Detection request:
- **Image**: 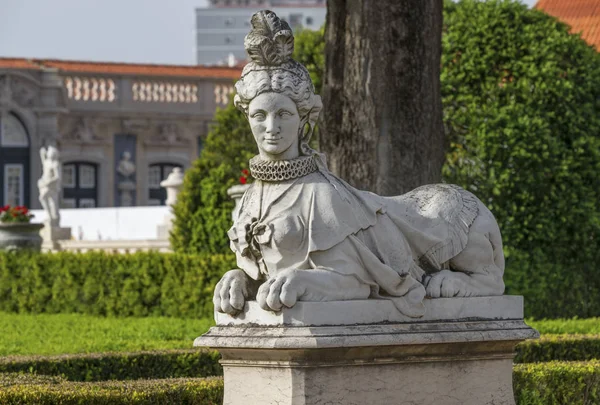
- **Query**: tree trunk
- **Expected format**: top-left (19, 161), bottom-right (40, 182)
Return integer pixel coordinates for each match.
top-left (321, 0), bottom-right (445, 195)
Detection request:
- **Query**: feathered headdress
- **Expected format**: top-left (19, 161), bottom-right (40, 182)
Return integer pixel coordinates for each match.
top-left (244, 10), bottom-right (294, 66)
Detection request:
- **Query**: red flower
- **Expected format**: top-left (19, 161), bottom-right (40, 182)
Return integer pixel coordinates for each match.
top-left (241, 169), bottom-right (250, 176)
top-left (240, 176), bottom-right (247, 185)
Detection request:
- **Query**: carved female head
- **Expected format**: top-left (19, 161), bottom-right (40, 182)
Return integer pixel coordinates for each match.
top-left (234, 11), bottom-right (322, 161)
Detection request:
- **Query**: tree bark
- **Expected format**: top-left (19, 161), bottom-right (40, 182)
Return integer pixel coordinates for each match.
top-left (321, 0), bottom-right (445, 195)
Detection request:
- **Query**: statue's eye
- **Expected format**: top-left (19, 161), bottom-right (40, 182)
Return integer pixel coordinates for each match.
top-left (251, 112), bottom-right (266, 121)
top-left (279, 110), bottom-right (293, 117)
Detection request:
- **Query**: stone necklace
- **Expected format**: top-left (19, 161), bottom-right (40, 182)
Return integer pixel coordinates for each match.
top-left (249, 154), bottom-right (318, 182)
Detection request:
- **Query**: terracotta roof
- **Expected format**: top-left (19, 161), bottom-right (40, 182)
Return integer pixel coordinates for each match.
top-left (0, 58), bottom-right (243, 79)
top-left (0, 58), bottom-right (42, 70)
top-left (536, 0), bottom-right (600, 50)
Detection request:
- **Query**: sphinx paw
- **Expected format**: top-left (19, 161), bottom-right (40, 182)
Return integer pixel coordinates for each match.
top-left (424, 270), bottom-right (471, 298)
top-left (256, 270), bottom-right (303, 311)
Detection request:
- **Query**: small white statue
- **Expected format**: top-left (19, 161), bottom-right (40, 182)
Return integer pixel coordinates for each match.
top-left (117, 151), bottom-right (136, 179)
top-left (38, 145), bottom-right (61, 227)
top-left (213, 11), bottom-right (506, 318)
top-left (160, 167), bottom-right (184, 207)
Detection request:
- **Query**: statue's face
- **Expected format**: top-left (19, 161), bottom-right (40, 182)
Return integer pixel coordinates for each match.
top-left (248, 92), bottom-right (300, 160)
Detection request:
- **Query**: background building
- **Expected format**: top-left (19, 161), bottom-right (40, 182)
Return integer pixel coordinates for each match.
top-left (0, 58), bottom-right (240, 209)
top-left (196, 0), bottom-right (326, 65)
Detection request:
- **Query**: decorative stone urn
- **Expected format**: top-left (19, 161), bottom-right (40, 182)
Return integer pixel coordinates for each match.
top-left (157, 167), bottom-right (185, 240)
top-left (0, 223), bottom-right (44, 251)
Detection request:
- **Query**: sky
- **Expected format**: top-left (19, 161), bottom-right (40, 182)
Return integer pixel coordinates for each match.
top-left (0, 0), bottom-right (538, 66)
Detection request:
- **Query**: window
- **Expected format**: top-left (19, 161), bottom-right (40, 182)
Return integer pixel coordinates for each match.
top-left (61, 198), bottom-right (76, 209)
top-left (0, 113), bottom-right (30, 207)
top-left (1, 114), bottom-right (28, 147)
top-left (289, 14), bottom-right (303, 27)
top-left (148, 163), bottom-right (182, 205)
top-left (79, 199), bottom-right (96, 208)
top-left (306, 16), bottom-right (314, 26)
top-left (148, 166), bottom-right (162, 189)
top-left (4, 164), bottom-right (23, 207)
top-left (79, 165), bottom-right (96, 188)
top-left (63, 165), bottom-right (76, 188)
top-left (62, 162), bottom-right (98, 208)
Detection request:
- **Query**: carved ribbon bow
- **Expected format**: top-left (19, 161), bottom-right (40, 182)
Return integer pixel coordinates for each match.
top-left (241, 217), bottom-right (271, 262)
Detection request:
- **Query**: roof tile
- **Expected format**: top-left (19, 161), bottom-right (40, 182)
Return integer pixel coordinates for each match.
top-left (536, 0), bottom-right (600, 50)
top-left (0, 58), bottom-right (243, 79)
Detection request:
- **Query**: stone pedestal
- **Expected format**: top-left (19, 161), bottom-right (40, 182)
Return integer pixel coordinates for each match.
top-left (195, 296), bottom-right (538, 405)
top-left (40, 222), bottom-right (71, 250)
top-left (156, 168), bottom-right (184, 240)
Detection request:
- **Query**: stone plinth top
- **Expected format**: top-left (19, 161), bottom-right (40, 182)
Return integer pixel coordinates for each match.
top-left (215, 295), bottom-right (524, 327)
top-left (196, 296), bottom-right (538, 351)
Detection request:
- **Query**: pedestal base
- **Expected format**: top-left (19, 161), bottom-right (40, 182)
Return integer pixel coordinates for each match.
top-left (40, 225), bottom-right (71, 250)
top-left (196, 296), bottom-right (538, 405)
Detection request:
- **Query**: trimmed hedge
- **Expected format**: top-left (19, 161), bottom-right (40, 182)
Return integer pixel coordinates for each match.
top-left (2, 361), bottom-right (600, 404)
top-left (0, 374), bottom-right (224, 405)
top-left (516, 335), bottom-right (600, 364)
top-left (3, 335), bottom-right (600, 383)
top-left (0, 349), bottom-right (221, 382)
top-left (514, 360), bottom-right (600, 404)
top-left (0, 251), bottom-right (235, 319)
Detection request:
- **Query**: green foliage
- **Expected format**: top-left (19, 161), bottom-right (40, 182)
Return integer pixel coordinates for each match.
top-left (514, 361), bottom-right (600, 404)
top-left (0, 350), bottom-right (221, 382)
top-left (516, 335), bottom-right (600, 363)
top-left (527, 318), bottom-right (600, 335)
top-left (441, 0), bottom-right (600, 319)
top-left (175, 2), bottom-right (600, 319)
top-left (0, 374), bottom-right (224, 405)
top-left (0, 251), bottom-right (234, 320)
top-left (293, 27), bottom-right (325, 93)
top-left (170, 100), bottom-right (256, 255)
top-left (171, 28), bottom-right (325, 255)
top-left (2, 361), bottom-right (600, 404)
top-left (0, 311), bottom-right (213, 356)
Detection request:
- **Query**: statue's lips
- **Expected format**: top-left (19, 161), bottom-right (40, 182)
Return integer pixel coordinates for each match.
top-left (265, 138), bottom-right (282, 144)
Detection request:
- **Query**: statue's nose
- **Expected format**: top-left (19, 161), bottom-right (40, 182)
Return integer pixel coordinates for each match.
top-left (265, 116), bottom-right (280, 135)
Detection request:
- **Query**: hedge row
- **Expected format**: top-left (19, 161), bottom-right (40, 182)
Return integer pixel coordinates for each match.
top-left (516, 334), bottom-right (600, 364)
top-left (1, 335), bottom-right (598, 383)
top-left (0, 251), bottom-right (235, 319)
top-left (0, 374), bottom-right (224, 405)
top-left (0, 349), bottom-right (222, 382)
top-left (514, 360), bottom-right (600, 405)
top-left (1, 360), bottom-right (599, 404)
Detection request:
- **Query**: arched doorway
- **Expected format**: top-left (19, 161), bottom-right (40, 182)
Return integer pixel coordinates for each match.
top-left (148, 163), bottom-right (182, 205)
top-left (0, 113), bottom-right (30, 207)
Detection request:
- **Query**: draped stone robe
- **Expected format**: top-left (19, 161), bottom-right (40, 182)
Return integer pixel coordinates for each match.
top-left (227, 168), bottom-right (478, 317)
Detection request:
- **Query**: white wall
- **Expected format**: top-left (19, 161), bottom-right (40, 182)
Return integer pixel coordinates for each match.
top-left (31, 206), bottom-right (170, 241)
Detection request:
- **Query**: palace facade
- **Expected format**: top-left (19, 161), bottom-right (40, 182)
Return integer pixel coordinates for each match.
top-left (0, 58), bottom-right (240, 209)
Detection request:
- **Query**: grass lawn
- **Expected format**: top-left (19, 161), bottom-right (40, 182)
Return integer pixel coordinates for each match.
top-left (1, 311), bottom-right (598, 357)
top-left (0, 312), bottom-right (214, 356)
top-left (526, 318), bottom-right (600, 335)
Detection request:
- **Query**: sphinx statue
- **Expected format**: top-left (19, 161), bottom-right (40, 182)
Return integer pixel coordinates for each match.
top-left (213, 10), bottom-right (505, 318)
